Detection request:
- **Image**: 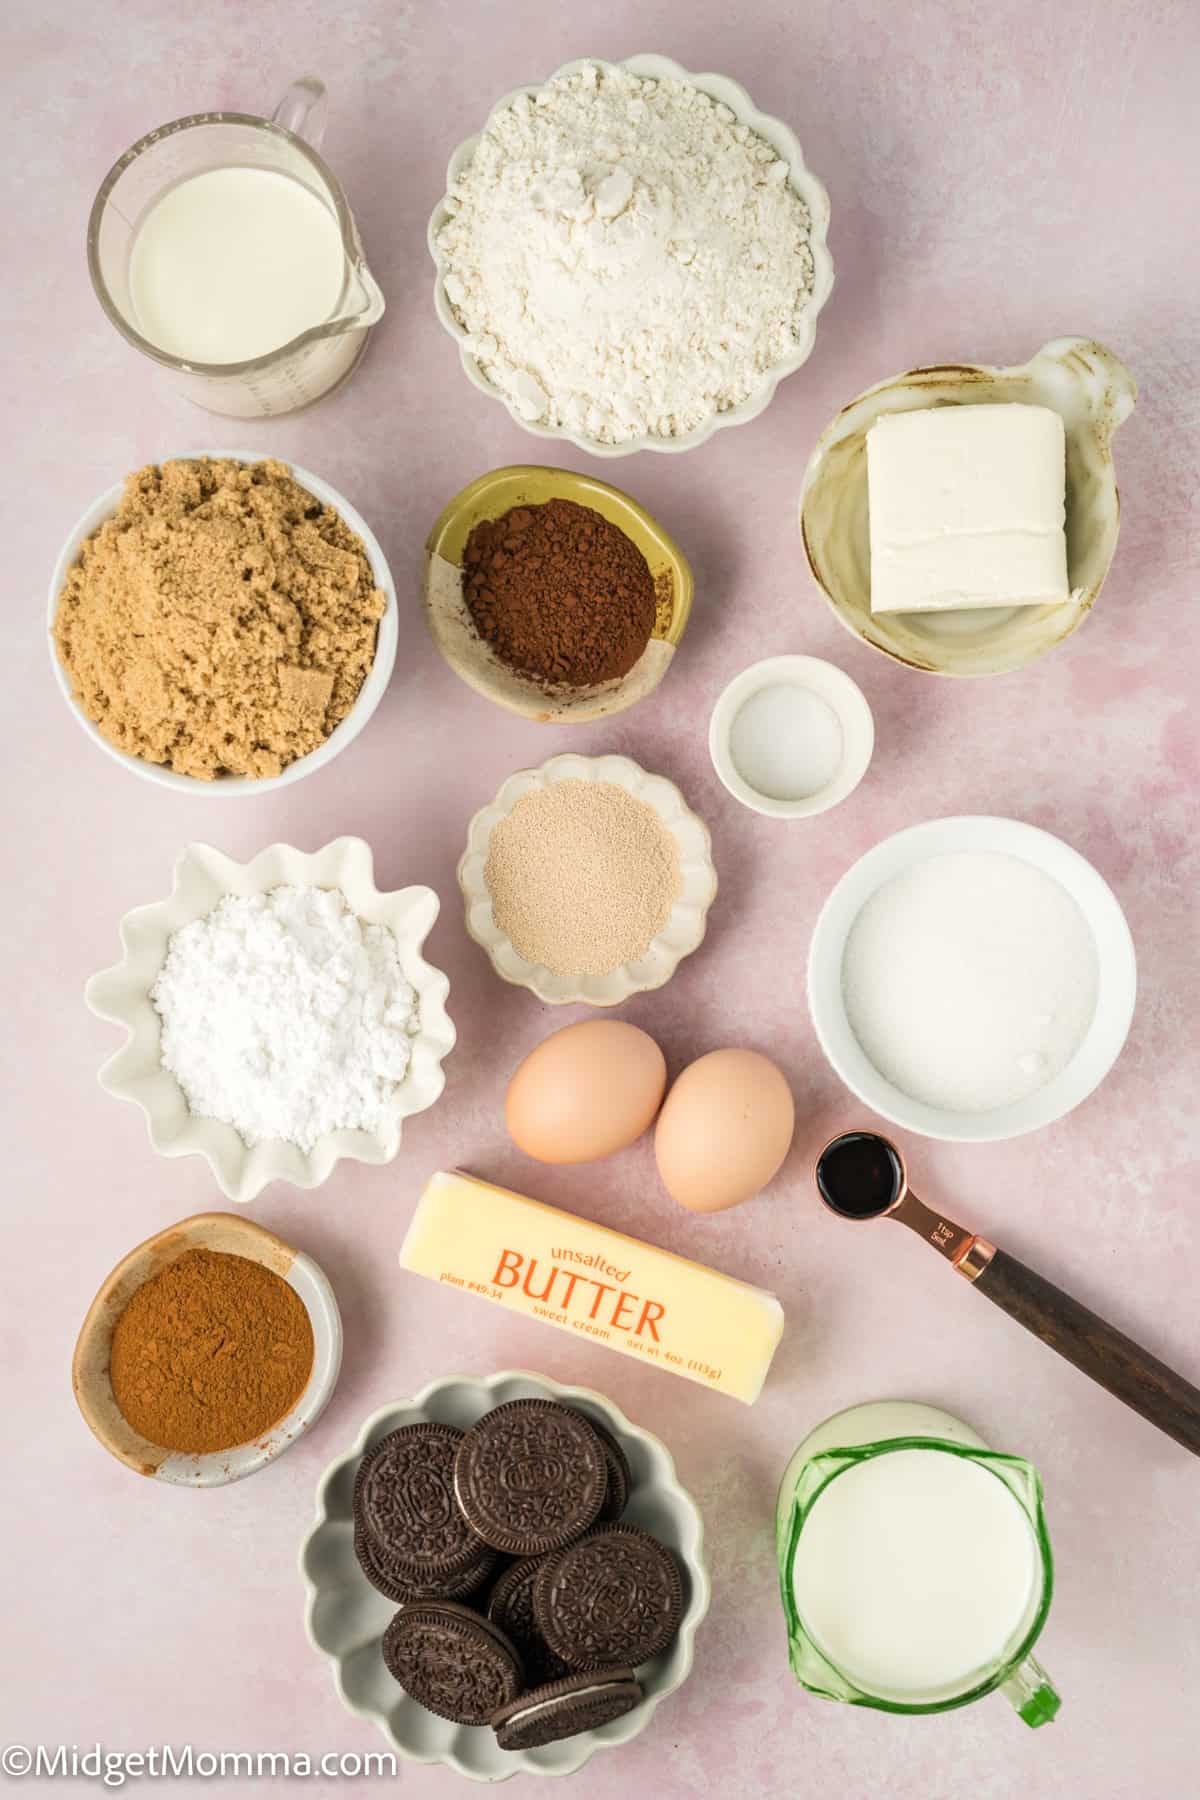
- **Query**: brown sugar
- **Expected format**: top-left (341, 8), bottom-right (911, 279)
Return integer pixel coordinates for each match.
top-left (109, 1248), bottom-right (315, 1455)
top-left (52, 457), bottom-right (386, 780)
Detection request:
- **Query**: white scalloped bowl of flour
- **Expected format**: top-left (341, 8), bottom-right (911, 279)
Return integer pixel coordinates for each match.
top-left (428, 55), bottom-right (834, 456)
top-left (84, 838), bottom-right (456, 1201)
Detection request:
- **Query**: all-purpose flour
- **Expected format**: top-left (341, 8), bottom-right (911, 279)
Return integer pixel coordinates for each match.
top-left (152, 886), bottom-right (419, 1151)
top-left (841, 852), bottom-right (1099, 1113)
top-left (437, 64), bottom-right (815, 444)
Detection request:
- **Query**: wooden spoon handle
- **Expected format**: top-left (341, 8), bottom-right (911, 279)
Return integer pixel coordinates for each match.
top-left (972, 1248), bottom-right (1200, 1456)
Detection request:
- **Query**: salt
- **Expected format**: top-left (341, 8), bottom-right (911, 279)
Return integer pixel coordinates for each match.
top-left (729, 683), bottom-right (844, 801)
top-left (841, 851), bottom-right (1099, 1112)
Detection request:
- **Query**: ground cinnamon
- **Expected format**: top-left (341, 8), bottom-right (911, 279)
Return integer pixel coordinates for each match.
top-left (109, 1248), bottom-right (315, 1455)
top-left (462, 498), bottom-right (656, 689)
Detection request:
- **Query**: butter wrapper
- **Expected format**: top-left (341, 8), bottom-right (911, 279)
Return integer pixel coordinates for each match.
top-left (399, 1171), bottom-right (785, 1404)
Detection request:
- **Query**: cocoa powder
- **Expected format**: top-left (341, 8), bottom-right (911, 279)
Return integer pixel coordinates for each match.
top-left (461, 498), bottom-right (656, 689)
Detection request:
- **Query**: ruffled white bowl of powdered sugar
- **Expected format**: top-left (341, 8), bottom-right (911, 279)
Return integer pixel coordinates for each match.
top-left (85, 839), bottom-right (456, 1202)
top-left (429, 56), bottom-right (834, 455)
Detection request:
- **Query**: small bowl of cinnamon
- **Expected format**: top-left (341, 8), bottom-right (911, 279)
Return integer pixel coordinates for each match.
top-left (423, 464), bottom-right (692, 724)
top-left (72, 1212), bottom-right (342, 1487)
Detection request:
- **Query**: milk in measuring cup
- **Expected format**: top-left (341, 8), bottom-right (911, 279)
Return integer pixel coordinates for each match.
top-left (777, 1400), bottom-right (1054, 1715)
top-left (790, 1440), bottom-right (1039, 1697)
top-left (129, 167), bottom-right (345, 364)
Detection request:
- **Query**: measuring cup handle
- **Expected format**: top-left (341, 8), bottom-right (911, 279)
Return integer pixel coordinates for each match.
top-left (974, 1249), bottom-right (1200, 1457)
top-left (999, 1653), bottom-right (1061, 1728)
top-left (272, 77), bottom-right (328, 150)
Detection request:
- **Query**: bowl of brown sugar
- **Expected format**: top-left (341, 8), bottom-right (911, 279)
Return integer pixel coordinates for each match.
top-left (459, 753), bottom-right (717, 1005)
top-left (73, 1212), bottom-right (342, 1486)
top-left (424, 465), bottom-right (692, 724)
top-left (49, 454), bottom-right (397, 792)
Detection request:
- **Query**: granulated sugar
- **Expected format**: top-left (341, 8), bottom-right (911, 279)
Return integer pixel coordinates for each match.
top-left (152, 885), bottom-right (419, 1151)
top-left (484, 780), bottom-right (681, 977)
top-left (841, 851), bottom-right (1099, 1112)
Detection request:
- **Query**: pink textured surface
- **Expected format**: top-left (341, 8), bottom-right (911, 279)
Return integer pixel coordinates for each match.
top-left (2, 1), bottom-right (1198, 1794)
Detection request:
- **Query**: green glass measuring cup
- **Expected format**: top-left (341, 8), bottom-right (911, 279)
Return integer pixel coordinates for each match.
top-left (775, 1401), bottom-right (1060, 1727)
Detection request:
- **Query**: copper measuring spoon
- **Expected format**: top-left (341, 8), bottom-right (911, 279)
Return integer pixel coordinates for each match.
top-left (815, 1130), bottom-right (1200, 1458)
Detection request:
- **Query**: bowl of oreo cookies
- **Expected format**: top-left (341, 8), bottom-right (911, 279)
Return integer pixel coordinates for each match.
top-left (301, 1370), bottom-right (710, 1780)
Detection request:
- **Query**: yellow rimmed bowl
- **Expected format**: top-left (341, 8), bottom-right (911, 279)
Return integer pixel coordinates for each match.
top-left (424, 464), bottom-right (693, 724)
top-left (799, 337), bottom-right (1136, 677)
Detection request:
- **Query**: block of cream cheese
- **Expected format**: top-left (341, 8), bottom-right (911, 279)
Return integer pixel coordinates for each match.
top-left (867, 402), bottom-right (1072, 613)
top-left (399, 1171), bottom-right (785, 1404)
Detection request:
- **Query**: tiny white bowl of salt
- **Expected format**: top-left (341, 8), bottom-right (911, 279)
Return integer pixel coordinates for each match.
top-left (709, 654), bottom-right (874, 819)
top-left (85, 838), bottom-right (456, 1202)
top-left (807, 816), bottom-right (1137, 1143)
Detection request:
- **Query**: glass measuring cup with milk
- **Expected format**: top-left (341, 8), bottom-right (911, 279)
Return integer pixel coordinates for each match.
top-left (776, 1401), bottom-right (1060, 1727)
top-left (88, 78), bottom-right (384, 418)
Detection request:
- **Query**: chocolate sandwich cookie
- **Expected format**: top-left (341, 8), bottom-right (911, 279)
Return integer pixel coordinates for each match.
top-left (381, 1601), bottom-right (523, 1726)
top-left (454, 1399), bottom-right (607, 1556)
top-left (354, 1515), bottom-right (497, 1607)
top-left (355, 1422), bottom-right (485, 1580)
top-left (486, 1556), bottom-right (571, 1686)
top-left (573, 1413), bottom-right (631, 1522)
top-left (491, 1668), bottom-right (643, 1752)
top-left (535, 1523), bottom-right (684, 1669)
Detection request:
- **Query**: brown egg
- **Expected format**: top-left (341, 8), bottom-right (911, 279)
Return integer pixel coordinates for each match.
top-left (505, 1020), bottom-right (667, 1165)
top-left (655, 1048), bottom-right (795, 1211)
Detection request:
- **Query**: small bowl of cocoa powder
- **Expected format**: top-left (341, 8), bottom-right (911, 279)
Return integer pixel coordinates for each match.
top-left (48, 454), bottom-right (398, 792)
top-left (423, 464), bottom-right (692, 724)
top-left (73, 1211), bottom-right (342, 1486)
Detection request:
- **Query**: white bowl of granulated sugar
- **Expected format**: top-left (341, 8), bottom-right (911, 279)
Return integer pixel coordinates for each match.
top-left (429, 55), bottom-right (834, 456)
top-left (807, 816), bottom-right (1137, 1143)
top-left (85, 838), bottom-right (456, 1201)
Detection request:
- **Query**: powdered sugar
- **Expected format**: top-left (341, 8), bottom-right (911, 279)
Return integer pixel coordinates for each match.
top-left (436, 64), bottom-right (815, 445)
top-left (151, 885), bottom-right (419, 1152)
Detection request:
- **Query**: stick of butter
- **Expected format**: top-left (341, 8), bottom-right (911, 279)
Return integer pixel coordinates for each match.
top-left (399, 1171), bottom-right (785, 1404)
top-left (867, 402), bottom-right (1072, 613)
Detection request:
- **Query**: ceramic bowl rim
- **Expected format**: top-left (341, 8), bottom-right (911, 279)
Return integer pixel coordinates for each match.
top-left (427, 53), bottom-right (834, 457)
top-left (708, 654), bottom-right (875, 819)
top-left (457, 752), bottom-right (718, 1005)
top-left (46, 449), bottom-right (399, 793)
top-left (423, 462), bottom-right (694, 724)
top-left (84, 837), bottom-right (456, 1200)
top-left (73, 1211), bottom-right (343, 1487)
top-left (797, 338), bottom-right (1135, 678)
top-left (299, 1368), bottom-right (711, 1781)
top-left (806, 814), bottom-right (1137, 1142)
